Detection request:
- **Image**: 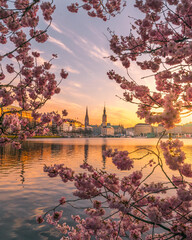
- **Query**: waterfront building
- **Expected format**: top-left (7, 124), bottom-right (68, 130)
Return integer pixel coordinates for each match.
top-left (90, 125), bottom-right (101, 136)
top-left (0, 105), bottom-right (35, 135)
top-left (112, 124), bottom-right (125, 136)
top-left (154, 124), bottom-right (183, 137)
top-left (53, 119), bottom-right (83, 135)
top-left (101, 125), bottom-right (114, 136)
top-left (0, 105), bottom-right (33, 122)
top-left (134, 123), bottom-right (152, 136)
top-left (168, 125), bottom-right (182, 135)
top-left (57, 122), bottom-right (71, 134)
top-left (126, 127), bottom-right (134, 137)
top-left (139, 124), bottom-right (184, 137)
top-left (153, 124), bottom-right (164, 136)
top-left (182, 123), bottom-right (192, 135)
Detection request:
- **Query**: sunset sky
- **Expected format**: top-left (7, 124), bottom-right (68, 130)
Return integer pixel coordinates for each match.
top-left (28, 1), bottom-right (191, 127)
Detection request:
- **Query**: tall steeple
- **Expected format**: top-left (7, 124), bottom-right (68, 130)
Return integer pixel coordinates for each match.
top-left (85, 106), bottom-right (89, 128)
top-left (102, 104), bottom-right (107, 127)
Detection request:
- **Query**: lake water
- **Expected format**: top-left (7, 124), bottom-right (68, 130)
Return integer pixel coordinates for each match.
top-left (1, 138), bottom-right (192, 240)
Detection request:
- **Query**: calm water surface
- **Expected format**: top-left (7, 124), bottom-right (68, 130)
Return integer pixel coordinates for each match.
top-left (1, 138), bottom-right (192, 240)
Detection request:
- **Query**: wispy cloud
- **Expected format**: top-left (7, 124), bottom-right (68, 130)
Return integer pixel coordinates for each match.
top-left (65, 66), bottom-right (80, 74)
top-left (69, 81), bottom-right (81, 88)
top-left (60, 26), bottom-right (89, 48)
top-left (51, 22), bottom-right (63, 34)
top-left (52, 98), bottom-right (82, 108)
top-left (66, 90), bottom-right (91, 99)
top-left (79, 36), bottom-right (87, 44)
top-left (61, 85), bottom-right (92, 100)
top-left (48, 36), bottom-right (74, 55)
top-left (73, 36), bottom-right (88, 47)
top-left (89, 45), bottom-right (109, 61)
top-left (55, 26), bottom-right (108, 62)
top-left (61, 26), bottom-right (79, 39)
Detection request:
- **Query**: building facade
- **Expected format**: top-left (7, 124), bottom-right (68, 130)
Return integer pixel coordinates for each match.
top-left (101, 126), bottom-right (114, 136)
top-left (134, 123), bottom-right (153, 136)
top-left (0, 105), bottom-right (33, 122)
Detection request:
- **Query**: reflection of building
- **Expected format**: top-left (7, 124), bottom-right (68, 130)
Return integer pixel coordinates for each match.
top-left (102, 144), bottom-right (106, 169)
top-left (0, 140), bottom-right (112, 188)
top-left (85, 107), bottom-right (89, 128)
top-left (84, 143), bottom-right (89, 163)
top-left (51, 144), bottom-right (63, 156)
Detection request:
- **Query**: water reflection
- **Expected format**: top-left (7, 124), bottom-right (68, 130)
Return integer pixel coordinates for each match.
top-left (84, 143), bottom-right (89, 163)
top-left (102, 144), bottom-right (106, 169)
top-left (18, 150), bottom-right (25, 184)
top-left (0, 139), bottom-right (120, 181)
top-left (0, 138), bottom-right (192, 240)
top-left (1, 138), bottom-right (192, 183)
top-left (83, 140), bottom-right (107, 169)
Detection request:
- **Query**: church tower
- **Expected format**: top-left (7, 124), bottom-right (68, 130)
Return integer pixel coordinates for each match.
top-left (85, 106), bottom-right (89, 128)
top-left (102, 105), bottom-right (107, 127)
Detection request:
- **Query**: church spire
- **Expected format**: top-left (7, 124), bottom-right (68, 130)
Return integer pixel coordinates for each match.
top-left (103, 103), bottom-right (106, 115)
top-left (85, 106), bottom-right (89, 128)
top-left (102, 104), bottom-right (107, 127)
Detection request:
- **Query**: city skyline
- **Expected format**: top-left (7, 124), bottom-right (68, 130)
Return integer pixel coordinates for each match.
top-left (82, 105), bottom-right (133, 127)
top-left (68, 105), bottom-right (192, 128)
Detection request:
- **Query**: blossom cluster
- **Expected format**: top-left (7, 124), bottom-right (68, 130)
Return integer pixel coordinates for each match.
top-left (67, 0), bottom-right (126, 21)
top-left (38, 142), bottom-right (192, 239)
top-left (104, 149), bottom-right (133, 170)
top-left (0, 0), bottom-right (56, 58)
